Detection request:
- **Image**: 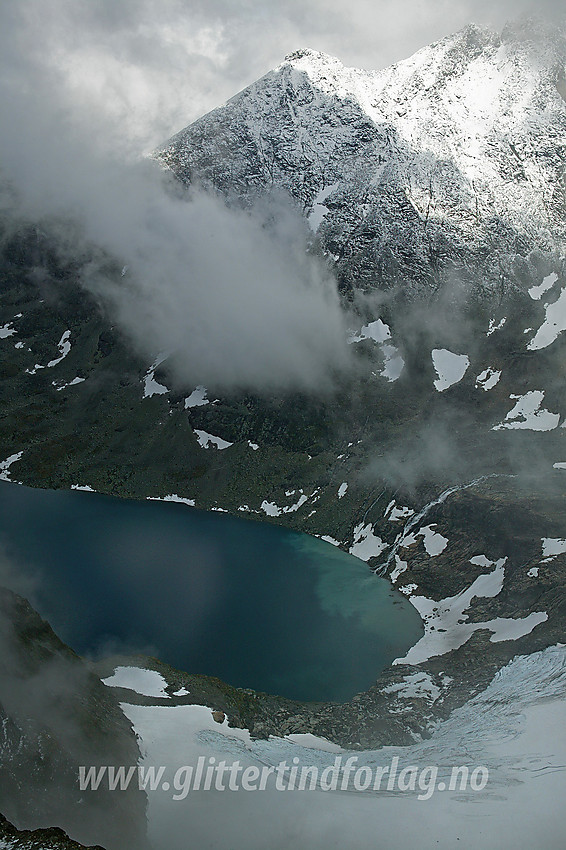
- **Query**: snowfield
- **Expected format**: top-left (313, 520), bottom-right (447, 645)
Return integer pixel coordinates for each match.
top-left (0, 452), bottom-right (23, 483)
top-left (493, 391), bottom-right (560, 431)
top-left (432, 349), bottom-right (470, 392)
top-left (116, 644), bottom-right (566, 850)
top-left (103, 666), bottom-right (170, 698)
top-left (349, 523), bottom-right (388, 561)
top-left (395, 556), bottom-right (547, 665)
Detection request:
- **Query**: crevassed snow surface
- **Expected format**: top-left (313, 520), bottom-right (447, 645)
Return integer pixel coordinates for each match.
top-left (102, 666), bottom-right (169, 698)
top-left (431, 349), bottom-right (469, 391)
top-left (492, 391), bottom-right (560, 431)
top-left (120, 645), bottom-right (566, 850)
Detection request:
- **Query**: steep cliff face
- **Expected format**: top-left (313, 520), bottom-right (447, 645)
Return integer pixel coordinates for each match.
top-left (155, 22), bottom-right (566, 295)
top-left (0, 588), bottom-right (148, 850)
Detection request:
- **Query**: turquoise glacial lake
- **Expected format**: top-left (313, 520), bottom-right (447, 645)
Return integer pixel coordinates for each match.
top-left (0, 481), bottom-right (423, 702)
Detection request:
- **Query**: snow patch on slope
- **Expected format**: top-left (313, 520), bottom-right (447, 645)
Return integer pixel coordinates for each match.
top-left (541, 537), bottom-right (566, 562)
top-left (308, 182), bottom-right (339, 231)
top-left (46, 330), bottom-right (71, 368)
top-left (185, 386), bottom-right (209, 408)
top-left (417, 525), bottom-right (448, 556)
top-left (493, 391), bottom-right (560, 431)
top-left (148, 494), bottom-right (196, 507)
top-left (103, 666), bottom-right (170, 698)
top-left (194, 430), bottom-right (233, 450)
top-left (528, 272), bottom-right (558, 301)
top-left (261, 489), bottom-right (318, 516)
top-left (475, 368), bottom-right (501, 391)
top-left (0, 322), bottom-right (16, 339)
top-left (432, 349), bottom-right (469, 391)
top-left (349, 523), bottom-right (388, 561)
top-left (0, 453), bottom-right (23, 483)
top-left (528, 283), bottom-right (566, 350)
top-left (383, 671), bottom-right (442, 702)
top-left (349, 320), bottom-right (405, 381)
top-left (396, 556), bottom-right (547, 665)
top-left (143, 358), bottom-right (169, 398)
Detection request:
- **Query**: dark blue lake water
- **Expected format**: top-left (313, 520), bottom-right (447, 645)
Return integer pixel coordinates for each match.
top-left (0, 481), bottom-right (422, 702)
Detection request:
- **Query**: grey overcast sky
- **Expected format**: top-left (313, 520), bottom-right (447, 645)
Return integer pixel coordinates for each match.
top-left (2, 0), bottom-right (564, 153)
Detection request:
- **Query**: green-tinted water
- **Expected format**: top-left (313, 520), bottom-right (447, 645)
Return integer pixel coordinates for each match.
top-left (0, 481), bottom-right (423, 702)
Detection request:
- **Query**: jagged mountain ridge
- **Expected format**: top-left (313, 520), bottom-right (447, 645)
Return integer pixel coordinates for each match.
top-left (156, 21), bottom-right (566, 295)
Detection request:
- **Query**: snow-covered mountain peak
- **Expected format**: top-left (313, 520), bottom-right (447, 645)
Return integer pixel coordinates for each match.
top-left (275, 47), bottom-right (380, 109)
top-left (282, 48), bottom-right (345, 70)
top-left (156, 22), bottom-right (566, 295)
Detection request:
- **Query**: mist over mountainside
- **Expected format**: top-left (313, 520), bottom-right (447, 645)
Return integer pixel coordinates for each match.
top-left (1, 16), bottom-right (566, 848)
top-left (0, 811), bottom-right (107, 849)
top-left (0, 587), bottom-right (148, 850)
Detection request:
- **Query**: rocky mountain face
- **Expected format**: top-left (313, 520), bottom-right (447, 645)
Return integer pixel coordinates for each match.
top-left (0, 15), bottom-right (565, 781)
top-left (0, 812), bottom-right (106, 850)
top-left (0, 588), bottom-right (148, 850)
top-left (155, 20), bottom-right (566, 297)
